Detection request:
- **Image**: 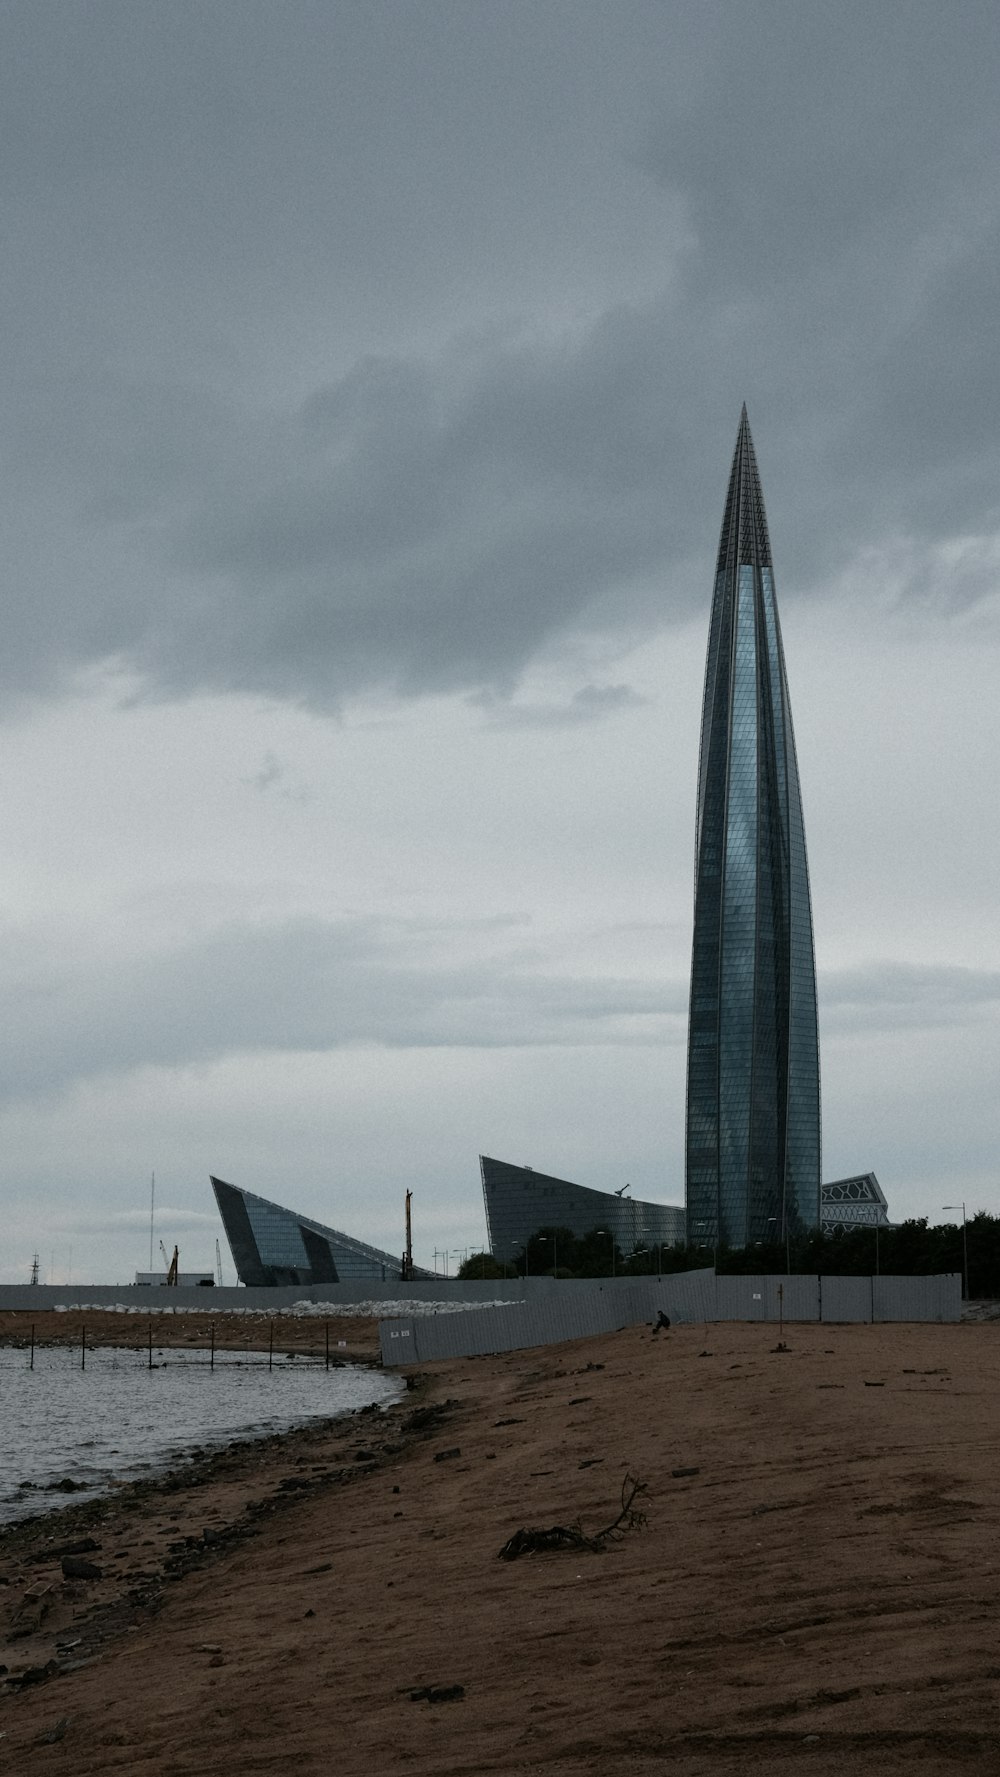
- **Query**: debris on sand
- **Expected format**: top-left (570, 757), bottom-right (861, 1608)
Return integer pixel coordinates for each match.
top-left (498, 1473), bottom-right (647, 1561)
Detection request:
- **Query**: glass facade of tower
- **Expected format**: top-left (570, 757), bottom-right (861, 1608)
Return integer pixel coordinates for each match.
top-left (685, 410), bottom-right (821, 1249)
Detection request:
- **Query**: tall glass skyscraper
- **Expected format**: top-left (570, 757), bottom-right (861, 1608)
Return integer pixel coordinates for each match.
top-left (685, 408), bottom-right (821, 1250)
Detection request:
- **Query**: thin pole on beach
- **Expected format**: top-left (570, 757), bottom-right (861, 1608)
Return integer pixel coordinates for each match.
top-left (210, 1323), bottom-right (215, 1371)
top-left (325, 1323), bottom-right (330, 1371)
top-left (29, 1324), bottom-right (35, 1370)
top-left (148, 1320), bottom-right (153, 1370)
top-left (268, 1320), bottom-right (274, 1372)
top-left (81, 1324), bottom-right (86, 1371)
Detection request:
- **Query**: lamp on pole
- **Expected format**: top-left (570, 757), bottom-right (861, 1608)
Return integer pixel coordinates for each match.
top-left (691, 1219), bottom-right (717, 1270)
top-left (605, 1230), bottom-right (616, 1278)
top-left (537, 1234), bottom-right (557, 1277)
top-left (942, 1204), bottom-right (968, 1300)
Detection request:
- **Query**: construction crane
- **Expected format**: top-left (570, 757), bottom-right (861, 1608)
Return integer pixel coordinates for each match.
top-left (158, 1239), bottom-right (180, 1286)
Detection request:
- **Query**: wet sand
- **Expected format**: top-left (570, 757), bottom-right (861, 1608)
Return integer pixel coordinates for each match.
top-left (2, 1314), bottom-right (999, 1774)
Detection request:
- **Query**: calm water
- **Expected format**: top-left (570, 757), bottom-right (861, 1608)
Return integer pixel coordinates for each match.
top-left (0, 1344), bottom-right (403, 1525)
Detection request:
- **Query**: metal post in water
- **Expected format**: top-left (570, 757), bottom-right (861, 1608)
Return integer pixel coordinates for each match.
top-left (81, 1324), bottom-right (86, 1371)
top-left (325, 1322), bottom-right (330, 1370)
top-left (30, 1324), bottom-right (35, 1370)
top-left (210, 1323), bottom-right (215, 1371)
top-left (148, 1320), bottom-right (153, 1370)
top-left (268, 1320), bottom-right (273, 1372)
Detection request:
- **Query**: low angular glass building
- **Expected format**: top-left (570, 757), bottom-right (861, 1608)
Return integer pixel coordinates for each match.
top-left (211, 1176), bottom-right (432, 1285)
top-left (480, 1155), bottom-right (685, 1268)
top-left (686, 408), bottom-right (821, 1250)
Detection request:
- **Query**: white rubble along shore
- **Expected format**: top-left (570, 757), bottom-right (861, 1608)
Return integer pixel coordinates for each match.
top-left (51, 1298), bottom-right (517, 1318)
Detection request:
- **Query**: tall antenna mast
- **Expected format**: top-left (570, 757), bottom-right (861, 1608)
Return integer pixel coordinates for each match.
top-left (149, 1171), bottom-right (155, 1272)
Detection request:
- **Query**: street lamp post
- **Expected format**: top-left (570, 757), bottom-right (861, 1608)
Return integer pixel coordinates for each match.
top-left (537, 1234), bottom-right (557, 1277)
top-left (606, 1230), bottom-right (616, 1278)
top-left (942, 1204), bottom-right (969, 1300)
top-left (692, 1219), bottom-right (718, 1270)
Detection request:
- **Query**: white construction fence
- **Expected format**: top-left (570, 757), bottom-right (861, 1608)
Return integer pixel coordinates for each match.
top-left (378, 1270), bottom-right (962, 1365)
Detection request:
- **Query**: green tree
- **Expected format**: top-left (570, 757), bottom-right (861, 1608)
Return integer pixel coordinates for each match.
top-left (455, 1251), bottom-right (507, 1280)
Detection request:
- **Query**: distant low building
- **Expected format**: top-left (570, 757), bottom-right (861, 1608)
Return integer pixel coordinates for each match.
top-left (820, 1173), bottom-right (890, 1228)
top-left (211, 1176), bottom-right (433, 1286)
top-left (480, 1154), bottom-right (685, 1268)
top-left (477, 1155), bottom-right (888, 1262)
top-left (135, 1271), bottom-right (215, 1287)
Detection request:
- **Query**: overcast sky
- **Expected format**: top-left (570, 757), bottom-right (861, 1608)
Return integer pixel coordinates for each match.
top-left (1, 1), bottom-right (997, 1283)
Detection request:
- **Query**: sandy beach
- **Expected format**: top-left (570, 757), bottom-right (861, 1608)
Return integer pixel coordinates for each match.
top-left (2, 1310), bottom-right (999, 1774)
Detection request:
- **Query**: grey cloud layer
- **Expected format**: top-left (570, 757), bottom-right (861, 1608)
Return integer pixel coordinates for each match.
top-left (4, 912), bottom-right (996, 1104)
top-left (822, 963), bottom-right (1000, 1033)
top-left (1, 3), bottom-right (998, 711)
top-left (0, 916), bottom-right (686, 1103)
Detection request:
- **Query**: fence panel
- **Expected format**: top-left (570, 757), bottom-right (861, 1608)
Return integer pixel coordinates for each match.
top-left (377, 1275), bottom-right (717, 1364)
top-left (775, 1275), bottom-right (820, 1321)
top-left (873, 1274), bottom-right (961, 1323)
top-left (821, 1275), bottom-right (873, 1323)
top-left (714, 1276), bottom-right (766, 1321)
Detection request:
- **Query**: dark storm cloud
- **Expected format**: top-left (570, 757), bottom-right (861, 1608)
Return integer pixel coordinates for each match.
top-left (0, 915), bottom-right (686, 1102)
top-left (5, 319), bottom-right (699, 707)
top-left (1, 3), bottom-right (997, 711)
top-left (638, 2), bottom-right (1000, 569)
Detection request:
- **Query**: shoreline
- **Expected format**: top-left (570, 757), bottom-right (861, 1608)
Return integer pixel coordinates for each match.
top-left (1, 1357), bottom-right (429, 1689)
top-left (0, 1306), bottom-right (382, 1362)
top-left (3, 1317), bottom-right (1000, 1774)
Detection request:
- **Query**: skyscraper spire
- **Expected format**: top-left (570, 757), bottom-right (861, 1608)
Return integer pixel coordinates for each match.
top-left (716, 404), bottom-right (771, 574)
top-left (686, 411), bottom-right (820, 1251)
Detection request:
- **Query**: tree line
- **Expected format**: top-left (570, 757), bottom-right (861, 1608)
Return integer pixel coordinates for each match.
top-left (457, 1212), bottom-right (999, 1297)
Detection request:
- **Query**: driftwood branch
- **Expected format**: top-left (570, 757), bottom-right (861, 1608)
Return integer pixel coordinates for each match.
top-left (498, 1472), bottom-right (648, 1561)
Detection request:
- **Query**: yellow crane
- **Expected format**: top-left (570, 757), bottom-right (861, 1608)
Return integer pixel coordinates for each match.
top-left (158, 1239), bottom-right (180, 1286)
